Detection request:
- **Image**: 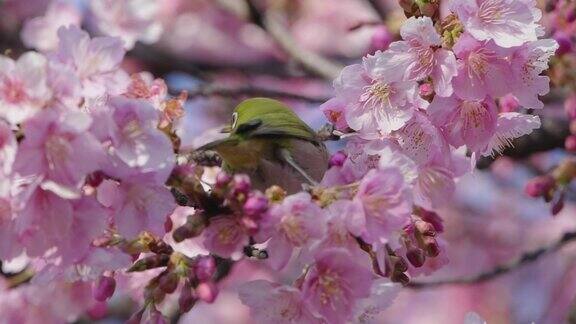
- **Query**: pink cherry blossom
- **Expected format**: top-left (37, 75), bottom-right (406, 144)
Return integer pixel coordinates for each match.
top-left (203, 216), bottom-right (248, 258)
top-left (334, 53), bottom-right (426, 138)
top-left (319, 97), bottom-right (349, 131)
top-left (89, 0), bottom-right (163, 50)
top-left (0, 121), bottom-right (16, 175)
top-left (302, 249), bottom-right (372, 324)
top-left (393, 112), bottom-right (448, 166)
top-left (354, 168), bottom-right (413, 245)
top-left (0, 52), bottom-right (51, 125)
top-left (482, 112), bottom-right (540, 156)
top-left (98, 96), bottom-right (175, 183)
top-left (313, 200), bottom-right (366, 255)
top-left (509, 39), bottom-right (559, 109)
top-left (258, 192), bottom-right (326, 270)
top-left (239, 280), bottom-right (322, 324)
top-left (428, 94), bottom-right (498, 153)
top-left (52, 26), bottom-right (129, 98)
top-left (14, 109), bottom-right (105, 199)
top-left (373, 16), bottom-right (458, 96)
top-left (452, 33), bottom-right (512, 100)
top-left (451, 0), bottom-right (543, 48)
top-left (21, 0), bottom-right (82, 52)
top-left (97, 178), bottom-right (175, 238)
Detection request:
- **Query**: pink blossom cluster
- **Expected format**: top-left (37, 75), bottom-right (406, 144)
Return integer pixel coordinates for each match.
top-left (21, 0), bottom-right (163, 52)
top-left (0, 23), bottom-right (184, 321)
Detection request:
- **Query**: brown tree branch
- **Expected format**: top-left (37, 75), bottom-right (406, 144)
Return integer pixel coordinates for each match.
top-left (170, 84), bottom-right (329, 103)
top-left (408, 230), bottom-right (576, 289)
top-left (242, 0), bottom-right (344, 81)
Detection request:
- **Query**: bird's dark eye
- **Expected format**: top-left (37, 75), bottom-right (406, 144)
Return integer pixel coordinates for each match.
top-left (231, 112), bottom-right (238, 129)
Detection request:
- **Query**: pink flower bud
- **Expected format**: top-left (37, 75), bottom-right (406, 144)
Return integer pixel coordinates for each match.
top-left (499, 94), bottom-right (520, 112)
top-left (552, 193), bottom-right (565, 216)
top-left (196, 281), bottom-right (219, 303)
top-left (164, 216), bottom-right (173, 233)
top-left (148, 309), bottom-right (168, 324)
top-left (571, 120), bottom-right (576, 134)
top-left (195, 256), bottom-right (216, 282)
top-left (231, 174), bottom-right (251, 195)
top-left (423, 236), bottom-right (440, 257)
top-left (87, 302), bottom-right (108, 320)
top-left (215, 171), bottom-right (232, 188)
top-left (179, 284), bottom-right (197, 313)
top-left (414, 220), bottom-right (436, 237)
top-left (369, 26), bottom-right (392, 53)
top-left (418, 83), bottom-right (434, 97)
top-left (406, 248), bottom-right (426, 268)
top-left (565, 94), bottom-right (576, 120)
top-left (419, 210), bottom-right (444, 233)
top-left (524, 175), bottom-right (556, 198)
top-left (126, 308), bottom-right (145, 324)
top-left (328, 151), bottom-right (347, 168)
top-left (243, 193), bottom-right (268, 217)
top-left (565, 135), bottom-right (576, 153)
top-left (93, 275), bottom-right (116, 302)
top-left (554, 32), bottom-right (572, 56)
top-left (158, 272), bottom-right (179, 294)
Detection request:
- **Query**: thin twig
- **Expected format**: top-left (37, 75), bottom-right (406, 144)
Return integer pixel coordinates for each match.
top-left (243, 0), bottom-right (343, 80)
top-left (408, 230), bottom-right (576, 289)
top-left (171, 85), bottom-right (329, 103)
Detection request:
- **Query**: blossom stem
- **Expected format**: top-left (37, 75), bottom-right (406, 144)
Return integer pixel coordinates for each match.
top-left (408, 230), bottom-right (576, 289)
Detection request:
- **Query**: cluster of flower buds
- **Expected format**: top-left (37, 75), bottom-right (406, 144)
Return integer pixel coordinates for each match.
top-left (398, 0), bottom-right (440, 19)
top-left (525, 158), bottom-right (576, 215)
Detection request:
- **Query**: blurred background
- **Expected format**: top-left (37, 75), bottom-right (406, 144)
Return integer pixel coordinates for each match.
top-left (0, 0), bottom-right (575, 323)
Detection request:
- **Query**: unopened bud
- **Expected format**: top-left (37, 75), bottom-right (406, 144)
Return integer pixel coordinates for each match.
top-left (369, 26), bottom-right (392, 53)
top-left (552, 193), bottom-right (565, 216)
top-left (126, 308), bottom-right (145, 324)
top-left (328, 151), bottom-right (347, 168)
top-left (391, 271), bottom-right (410, 285)
top-left (243, 193), bottom-right (269, 217)
top-left (414, 220), bottom-right (436, 237)
top-left (215, 171), bottom-right (232, 188)
top-left (173, 214), bottom-right (206, 243)
top-left (422, 236), bottom-right (440, 257)
top-left (406, 248), bottom-right (426, 268)
top-left (195, 256), bottom-right (216, 282)
top-left (179, 282), bottom-right (197, 313)
top-left (419, 210), bottom-right (444, 233)
top-left (571, 120), bottom-right (576, 134)
top-left (415, 0), bottom-right (439, 18)
top-left (552, 159), bottom-right (576, 185)
top-left (566, 95), bottom-right (576, 120)
top-left (524, 175), bottom-right (556, 198)
top-left (93, 275), bottom-right (116, 302)
top-left (499, 94), bottom-right (520, 113)
top-left (127, 255), bottom-right (170, 272)
top-left (158, 272), bottom-right (179, 294)
top-left (391, 255), bottom-right (408, 273)
top-left (148, 308), bottom-right (168, 324)
top-left (566, 135), bottom-right (576, 153)
top-left (232, 175), bottom-right (251, 196)
top-left (196, 281), bottom-right (218, 303)
top-left (554, 32), bottom-right (573, 56)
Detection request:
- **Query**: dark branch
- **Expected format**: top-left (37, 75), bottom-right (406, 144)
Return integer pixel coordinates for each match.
top-left (170, 84), bottom-right (329, 104)
top-left (408, 230), bottom-right (576, 289)
top-left (243, 0), bottom-right (344, 80)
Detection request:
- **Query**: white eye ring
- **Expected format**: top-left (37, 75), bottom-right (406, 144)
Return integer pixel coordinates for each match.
top-left (231, 112), bottom-right (238, 129)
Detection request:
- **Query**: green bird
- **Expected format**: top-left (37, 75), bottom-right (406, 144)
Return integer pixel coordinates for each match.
top-left (196, 98), bottom-right (329, 193)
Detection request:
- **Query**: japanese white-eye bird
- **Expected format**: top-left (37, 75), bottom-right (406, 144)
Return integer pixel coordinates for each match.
top-left (197, 98), bottom-right (329, 193)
